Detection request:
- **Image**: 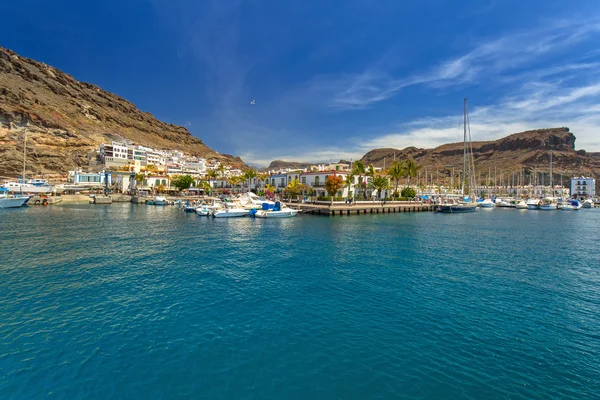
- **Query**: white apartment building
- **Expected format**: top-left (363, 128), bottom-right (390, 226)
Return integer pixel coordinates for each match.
top-left (570, 177), bottom-right (596, 199)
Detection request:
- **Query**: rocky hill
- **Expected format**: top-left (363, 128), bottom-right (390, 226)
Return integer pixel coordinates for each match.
top-left (263, 160), bottom-right (314, 172)
top-left (360, 127), bottom-right (600, 187)
top-left (0, 46), bottom-right (246, 179)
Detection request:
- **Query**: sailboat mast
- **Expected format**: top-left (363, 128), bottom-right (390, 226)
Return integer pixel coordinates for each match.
top-left (550, 150), bottom-right (553, 196)
top-left (462, 98), bottom-right (467, 196)
top-left (22, 130), bottom-right (27, 183)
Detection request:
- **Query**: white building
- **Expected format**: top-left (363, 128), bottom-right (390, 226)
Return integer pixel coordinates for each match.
top-left (570, 177), bottom-right (596, 199)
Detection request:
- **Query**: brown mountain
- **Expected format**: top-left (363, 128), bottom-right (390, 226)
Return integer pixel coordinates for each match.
top-left (360, 127), bottom-right (600, 189)
top-left (0, 46), bottom-right (247, 179)
top-left (264, 160), bottom-right (314, 171)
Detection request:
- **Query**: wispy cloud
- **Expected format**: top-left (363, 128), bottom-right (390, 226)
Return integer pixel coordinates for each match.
top-left (305, 19), bottom-right (600, 110)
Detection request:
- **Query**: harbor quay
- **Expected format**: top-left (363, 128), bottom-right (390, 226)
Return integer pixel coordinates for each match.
top-left (22, 193), bottom-right (434, 214)
top-left (297, 201), bottom-right (434, 215)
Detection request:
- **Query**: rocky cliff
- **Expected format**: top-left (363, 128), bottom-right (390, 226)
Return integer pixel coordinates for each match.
top-left (360, 128), bottom-right (600, 186)
top-left (0, 46), bottom-right (246, 179)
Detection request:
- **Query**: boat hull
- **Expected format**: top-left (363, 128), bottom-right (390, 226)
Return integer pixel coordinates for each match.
top-left (255, 209), bottom-right (298, 218)
top-left (5, 184), bottom-right (53, 194)
top-left (213, 209), bottom-right (249, 218)
top-left (0, 196), bottom-right (29, 208)
top-left (437, 204), bottom-right (478, 213)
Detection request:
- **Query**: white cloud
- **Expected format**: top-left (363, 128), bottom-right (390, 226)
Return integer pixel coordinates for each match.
top-left (305, 19), bottom-right (600, 110)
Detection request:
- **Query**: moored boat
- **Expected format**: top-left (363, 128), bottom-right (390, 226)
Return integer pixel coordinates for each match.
top-left (0, 188), bottom-right (30, 208)
top-left (254, 202), bottom-right (298, 218)
top-left (479, 198), bottom-right (494, 208)
top-left (526, 198), bottom-right (540, 210)
top-left (516, 200), bottom-right (528, 209)
top-left (539, 197), bottom-right (558, 210)
top-left (151, 195), bottom-right (167, 205)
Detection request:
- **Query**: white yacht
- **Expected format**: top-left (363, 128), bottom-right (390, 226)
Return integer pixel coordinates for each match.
top-left (582, 199), bottom-right (594, 209)
top-left (3, 179), bottom-right (54, 194)
top-left (0, 188), bottom-right (29, 208)
top-left (238, 192), bottom-right (275, 209)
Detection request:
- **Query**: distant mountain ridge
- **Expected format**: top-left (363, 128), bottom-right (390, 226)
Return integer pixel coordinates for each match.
top-left (265, 128), bottom-right (599, 189)
top-left (359, 128), bottom-right (599, 187)
top-left (0, 46), bottom-right (247, 177)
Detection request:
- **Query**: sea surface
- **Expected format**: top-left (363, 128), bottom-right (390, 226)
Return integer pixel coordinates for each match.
top-left (1, 204), bottom-right (599, 399)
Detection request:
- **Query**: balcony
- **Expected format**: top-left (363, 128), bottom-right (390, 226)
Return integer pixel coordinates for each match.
top-left (312, 183), bottom-right (324, 187)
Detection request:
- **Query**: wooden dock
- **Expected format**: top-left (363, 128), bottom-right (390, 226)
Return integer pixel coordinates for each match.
top-left (297, 202), bottom-right (434, 216)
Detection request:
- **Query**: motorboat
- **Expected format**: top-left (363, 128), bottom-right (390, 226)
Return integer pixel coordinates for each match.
top-left (239, 192), bottom-right (275, 209)
top-left (479, 198), bottom-right (494, 208)
top-left (254, 202), bottom-right (298, 218)
top-left (437, 199), bottom-right (478, 213)
top-left (526, 198), bottom-right (540, 210)
top-left (516, 200), bottom-right (528, 209)
top-left (150, 195), bottom-right (167, 205)
top-left (582, 199), bottom-right (594, 209)
top-left (539, 197), bottom-right (558, 210)
top-left (0, 188), bottom-right (30, 208)
top-left (196, 207), bottom-right (210, 216)
top-left (213, 207), bottom-right (249, 218)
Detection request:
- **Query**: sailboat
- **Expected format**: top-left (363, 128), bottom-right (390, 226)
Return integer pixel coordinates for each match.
top-left (3, 130), bottom-right (54, 194)
top-left (437, 99), bottom-right (478, 213)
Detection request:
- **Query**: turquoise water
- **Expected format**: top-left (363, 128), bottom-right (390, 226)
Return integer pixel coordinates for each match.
top-left (1, 204), bottom-right (599, 399)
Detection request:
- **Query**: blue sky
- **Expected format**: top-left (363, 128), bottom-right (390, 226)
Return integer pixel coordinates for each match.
top-left (2, 0), bottom-right (600, 165)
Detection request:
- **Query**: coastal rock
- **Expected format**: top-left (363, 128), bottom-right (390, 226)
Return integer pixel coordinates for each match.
top-left (0, 46), bottom-right (247, 179)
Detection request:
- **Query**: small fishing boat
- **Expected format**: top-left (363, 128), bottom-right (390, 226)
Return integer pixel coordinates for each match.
top-left (582, 199), bottom-right (594, 209)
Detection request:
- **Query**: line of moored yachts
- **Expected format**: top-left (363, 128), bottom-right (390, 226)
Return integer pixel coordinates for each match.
top-left (148, 192), bottom-right (299, 218)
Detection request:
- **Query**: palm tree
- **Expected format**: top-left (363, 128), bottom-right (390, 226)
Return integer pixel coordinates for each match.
top-left (134, 173), bottom-right (146, 189)
top-left (243, 169), bottom-right (257, 192)
top-left (257, 173), bottom-right (270, 191)
top-left (343, 173), bottom-right (355, 199)
top-left (387, 160), bottom-right (405, 197)
top-left (371, 175), bottom-right (390, 200)
top-left (405, 158), bottom-right (422, 187)
top-left (351, 160), bottom-right (366, 200)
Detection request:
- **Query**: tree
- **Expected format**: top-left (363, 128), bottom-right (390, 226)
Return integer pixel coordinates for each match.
top-left (351, 161), bottom-right (366, 200)
top-left (344, 173), bottom-right (355, 198)
top-left (285, 178), bottom-right (311, 198)
top-left (401, 186), bottom-right (416, 198)
top-left (265, 184), bottom-right (276, 199)
top-left (258, 173), bottom-right (270, 190)
top-left (171, 174), bottom-right (195, 192)
top-left (145, 164), bottom-right (157, 173)
top-left (371, 175), bottom-right (390, 200)
top-left (206, 169), bottom-right (219, 182)
top-left (227, 175), bottom-right (243, 191)
top-left (134, 173), bottom-right (146, 185)
top-left (157, 183), bottom-right (165, 193)
top-left (324, 173), bottom-right (344, 203)
top-left (387, 160), bottom-right (405, 197)
top-left (405, 158), bottom-right (422, 186)
top-left (243, 169), bottom-right (257, 191)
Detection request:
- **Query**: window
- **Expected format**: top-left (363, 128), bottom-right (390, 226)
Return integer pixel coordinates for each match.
top-left (301, 177), bottom-right (306, 184)
top-left (162, 179), bottom-right (167, 186)
top-left (314, 176), bottom-right (320, 186)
